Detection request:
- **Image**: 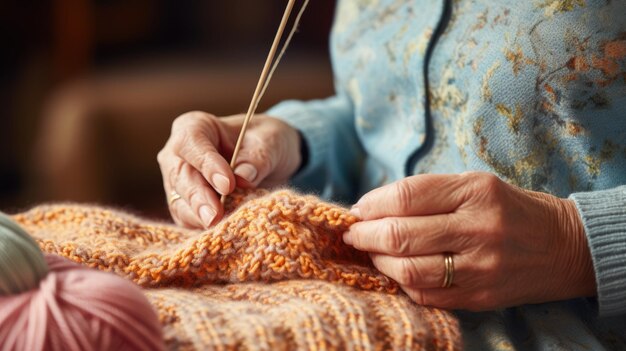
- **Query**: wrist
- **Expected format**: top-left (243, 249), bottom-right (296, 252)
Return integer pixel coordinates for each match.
top-left (559, 198), bottom-right (597, 299)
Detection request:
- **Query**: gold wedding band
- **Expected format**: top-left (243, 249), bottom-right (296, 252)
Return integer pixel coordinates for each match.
top-left (442, 253), bottom-right (455, 288)
top-left (169, 191), bottom-right (182, 205)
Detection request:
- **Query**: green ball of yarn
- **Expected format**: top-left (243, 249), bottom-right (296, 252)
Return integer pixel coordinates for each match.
top-left (0, 212), bottom-right (48, 295)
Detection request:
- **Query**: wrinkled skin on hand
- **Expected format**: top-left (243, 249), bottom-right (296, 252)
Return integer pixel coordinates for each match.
top-left (157, 111), bottom-right (301, 228)
top-left (343, 172), bottom-right (596, 311)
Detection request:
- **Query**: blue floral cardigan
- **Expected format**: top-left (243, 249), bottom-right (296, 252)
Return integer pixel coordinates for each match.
top-left (269, 0), bottom-right (626, 349)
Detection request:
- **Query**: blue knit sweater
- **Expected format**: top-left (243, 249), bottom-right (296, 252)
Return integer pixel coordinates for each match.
top-left (268, 0), bottom-right (626, 349)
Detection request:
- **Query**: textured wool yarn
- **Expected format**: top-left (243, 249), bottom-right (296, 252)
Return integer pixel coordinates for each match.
top-left (14, 190), bottom-right (463, 350)
top-left (0, 213), bottom-right (165, 351)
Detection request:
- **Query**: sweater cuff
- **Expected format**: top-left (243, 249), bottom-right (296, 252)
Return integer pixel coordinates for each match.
top-left (266, 100), bottom-right (329, 179)
top-left (570, 187), bottom-right (626, 316)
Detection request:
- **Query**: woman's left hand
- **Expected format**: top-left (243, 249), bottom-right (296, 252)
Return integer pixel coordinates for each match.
top-left (343, 172), bottom-right (596, 311)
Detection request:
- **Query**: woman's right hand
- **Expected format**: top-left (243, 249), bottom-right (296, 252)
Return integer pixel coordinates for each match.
top-left (157, 111), bottom-right (302, 229)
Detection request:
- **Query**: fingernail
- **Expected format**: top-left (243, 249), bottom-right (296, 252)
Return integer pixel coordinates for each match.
top-left (199, 206), bottom-right (216, 227)
top-left (234, 163), bottom-right (258, 183)
top-left (349, 206), bottom-right (361, 218)
top-left (343, 231), bottom-right (353, 245)
top-left (211, 174), bottom-right (230, 195)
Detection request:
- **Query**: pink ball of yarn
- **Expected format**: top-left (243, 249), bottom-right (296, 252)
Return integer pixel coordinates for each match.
top-left (0, 254), bottom-right (164, 351)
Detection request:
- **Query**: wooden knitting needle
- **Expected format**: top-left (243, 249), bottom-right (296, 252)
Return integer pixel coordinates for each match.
top-left (254, 0), bottom-right (310, 114)
top-left (221, 0), bottom-right (305, 205)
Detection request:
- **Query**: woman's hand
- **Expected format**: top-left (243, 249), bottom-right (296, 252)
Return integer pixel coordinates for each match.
top-left (157, 111), bottom-right (302, 229)
top-left (343, 172), bottom-right (596, 311)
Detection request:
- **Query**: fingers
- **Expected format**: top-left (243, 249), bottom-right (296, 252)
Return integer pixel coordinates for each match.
top-left (352, 173), bottom-right (470, 220)
top-left (159, 149), bottom-right (223, 228)
top-left (232, 137), bottom-right (277, 187)
top-left (400, 286), bottom-right (468, 310)
top-left (344, 215), bottom-right (464, 256)
top-left (170, 195), bottom-right (204, 229)
top-left (159, 111), bottom-right (302, 228)
top-left (162, 167), bottom-right (204, 229)
top-left (370, 253), bottom-right (449, 288)
top-left (371, 254), bottom-right (486, 310)
top-left (172, 161), bottom-right (223, 228)
top-left (401, 284), bottom-right (498, 311)
top-left (176, 131), bottom-right (235, 196)
top-left (228, 118), bottom-right (297, 187)
top-left (172, 112), bottom-right (236, 196)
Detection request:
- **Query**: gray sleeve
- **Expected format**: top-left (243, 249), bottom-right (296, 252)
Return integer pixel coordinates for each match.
top-left (570, 186), bottom-right (626, 316)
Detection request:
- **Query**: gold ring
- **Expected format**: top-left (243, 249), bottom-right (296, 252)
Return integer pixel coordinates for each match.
top-left (169, 191), bottom-right (182, 205)
top-left (442, 253), bottom-right (454, 288)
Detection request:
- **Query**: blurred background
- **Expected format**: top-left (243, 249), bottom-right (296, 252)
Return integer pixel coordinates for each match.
top-left (0, 0), bottom-right (336, 218)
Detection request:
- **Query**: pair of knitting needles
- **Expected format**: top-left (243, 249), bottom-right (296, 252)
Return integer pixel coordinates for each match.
top-left (221, 0), bottom-right (310, 204)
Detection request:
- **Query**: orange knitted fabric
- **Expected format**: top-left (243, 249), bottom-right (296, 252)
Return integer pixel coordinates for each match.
top-left (13, 189), bottom-right (461, 350)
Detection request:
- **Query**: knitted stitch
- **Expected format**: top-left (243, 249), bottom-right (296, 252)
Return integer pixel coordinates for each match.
top-left (13, 189), bottom-right (461, 350)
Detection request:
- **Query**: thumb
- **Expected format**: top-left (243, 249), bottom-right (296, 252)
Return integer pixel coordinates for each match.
top-left (224, 115), bottom-right (301, 188)
top-left (232, 136), bottom-right (279, 187)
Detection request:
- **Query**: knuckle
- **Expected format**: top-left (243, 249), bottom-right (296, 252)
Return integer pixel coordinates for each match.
top-left (198, 155), bottom-right (220, 176)
top-left (156, 149), bottom-right (166, 164)
top-left (397, 259), bottom-right (418, 286)
top-left (171, 115), bottom-right (187, 131)
top-left (174, 112), bottom-right (220, 143)
top-left (350, 226), bottom-right (370, 251)
top-left (476, 172), bottom-right (503, 194)
top-left (440, 213), bottom-right (454, 237)
top-left (249, 146), bottom-right (274, 169)
top-left (186, 127), bottom-right (209, 144)
top-left (393, 181), bottom-right (414, 213)
top-left (172, 112), bottom-right (199, 131)
top-left (381, 219), bottom-right (407, 255)
top-left (178, 111), bottom-right (215, 125)
top-left (186, 188), bottom-right (204, 207)
top-left (178, 161), bottom-right (193, 178)
top-left (168, 161), bottom-right (187, 187)
top-left (350, 230), bottom-right (363, 248)
top-left (461, 170), bottom-right (485, 179)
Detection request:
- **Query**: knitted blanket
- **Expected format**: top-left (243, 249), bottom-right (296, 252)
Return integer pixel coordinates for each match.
top-left (13, 189), bottom-right (461, 350)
